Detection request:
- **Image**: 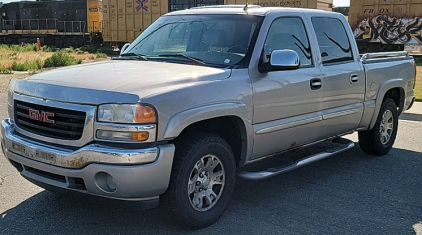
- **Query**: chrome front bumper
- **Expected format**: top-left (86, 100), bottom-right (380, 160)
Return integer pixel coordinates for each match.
top-left (1, 119), bottom-right (175, 201)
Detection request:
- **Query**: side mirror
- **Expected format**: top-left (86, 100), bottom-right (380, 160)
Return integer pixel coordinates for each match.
top-left (259, 49), bottom-right (300, 73)
top-left (120, 43), bottom-right (131, 55)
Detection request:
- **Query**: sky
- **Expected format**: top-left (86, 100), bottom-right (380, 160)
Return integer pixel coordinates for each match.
top-left (0, 0), bottom-right (351, 7)
top-left (333, 0), bottom-right (350, 7)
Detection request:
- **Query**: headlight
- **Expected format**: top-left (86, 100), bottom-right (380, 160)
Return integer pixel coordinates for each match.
top-left (97, 104), bottom-right (156, 123)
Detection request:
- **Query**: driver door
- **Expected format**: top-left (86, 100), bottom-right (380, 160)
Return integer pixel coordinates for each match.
top-left (249, 15), bottom-right (324, 160)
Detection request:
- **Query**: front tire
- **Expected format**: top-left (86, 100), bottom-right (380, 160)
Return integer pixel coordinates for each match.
top-left (161, 132), bottom-right (236, 229)
top-left (358, 98), bottom-right (398, 155)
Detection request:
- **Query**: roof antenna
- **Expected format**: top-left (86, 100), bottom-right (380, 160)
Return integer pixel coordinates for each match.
top-left (244, 2), bottom-right (250, 11)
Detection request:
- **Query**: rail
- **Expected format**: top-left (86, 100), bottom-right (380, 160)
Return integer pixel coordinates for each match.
top-left (361, 51), bottom-right (409, 62)
top-left (2, 18), bottom-right (87, 35)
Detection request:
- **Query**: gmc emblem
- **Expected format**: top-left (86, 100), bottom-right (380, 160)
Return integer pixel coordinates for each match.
top-left (28, 109), bottom-right (55, 124)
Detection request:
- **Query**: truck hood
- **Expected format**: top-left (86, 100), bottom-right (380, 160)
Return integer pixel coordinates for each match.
top-left (11, 60), bottom-right (231, 104)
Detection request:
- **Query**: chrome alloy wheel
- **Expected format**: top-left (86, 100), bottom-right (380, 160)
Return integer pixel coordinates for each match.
top-left (380, 109), bottom-right (394, 144)
top-left (188, 154), bottom-right (225, 212)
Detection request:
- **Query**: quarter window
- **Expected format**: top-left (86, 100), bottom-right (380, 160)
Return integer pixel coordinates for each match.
top-left (264, 17), bottom-right (312, 66)
top-left (312, 17), bottom-right (353, 64)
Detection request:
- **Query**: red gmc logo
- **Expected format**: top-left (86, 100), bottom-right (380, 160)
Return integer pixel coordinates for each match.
top-left (28, 109), bottom-right (55, 124)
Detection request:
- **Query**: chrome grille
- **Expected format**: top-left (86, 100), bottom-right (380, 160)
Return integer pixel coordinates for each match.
top-left (15, 100), bottom-right (86, 140)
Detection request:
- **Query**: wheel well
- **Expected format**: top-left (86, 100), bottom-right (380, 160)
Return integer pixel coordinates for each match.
top-left (172, 116), bottom-right (247, 168)
top-left (383, 87), bottom-right (404, 113)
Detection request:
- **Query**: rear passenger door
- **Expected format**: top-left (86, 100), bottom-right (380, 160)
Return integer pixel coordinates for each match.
top-left (311, 17), bottom-right (365, 139)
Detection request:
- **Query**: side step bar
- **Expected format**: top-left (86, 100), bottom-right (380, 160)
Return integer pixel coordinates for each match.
top-left (237, 138), bottom-right (355, 180)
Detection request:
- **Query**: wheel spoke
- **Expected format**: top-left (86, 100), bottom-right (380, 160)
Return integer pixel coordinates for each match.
top-left (193, 193), bottom-right (203, 209)
top-left (211, 158), bottom-right (219, 168)
top-left (381, 131), bottom-right (391, 144)
top-left (213, 170), bottom-right (224, 178)
top-left (196, 158), bottom-right (205, 171)
top-left (385, 132), bottom-right (390, 141)
top-left (204, 189), bottom-right (217, 205)
top-left (383, 110), bottom-right (392, 123)
top-left (385, 111), bottom-right (392, 121)
top-left (190, 170), bottom-right (198, 181)
top-left (211, 170), bottom-right (224, 185)
top-left (204, 156), bottom-right (213, 168)
top-left (188, 183), bottom-right (196, 194)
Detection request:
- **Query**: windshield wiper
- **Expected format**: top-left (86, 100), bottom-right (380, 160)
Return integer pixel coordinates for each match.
top-left (117, 53), bottom-right (148, 61)
top-left (158, 54), bottom-right (205, 65)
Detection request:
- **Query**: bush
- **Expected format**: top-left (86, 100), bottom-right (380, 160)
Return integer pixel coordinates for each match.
top-left (61, 47), bottom-right (76, 53)
top-left (415, 56), bottom-right (422, 66)
top-left (0, 43), bottom-right (41, 52)
top-left (8, 44), bottom-right (21, 52)
top-left (35, 58), bottom-right (44, 69)
top-left (44, 51), bottom-right (82, 68)
top-left (79, 45), bottom-right (97, 54)
top-left (95, 52), bottom-right (108, 59)
top-left (42, 45), bottom-right (53, 52)
top-left (11, 59), bottom-right (42, 71)
top-left (29, 70), bottom-right (39, 75)
top-left (0, 66), bottom-right (12, 74)
top-left (22, 43), bottom-right (39, 52)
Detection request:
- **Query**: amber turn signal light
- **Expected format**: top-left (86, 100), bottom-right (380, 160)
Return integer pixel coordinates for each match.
top-left (135, 106), bottom-right (156, 123)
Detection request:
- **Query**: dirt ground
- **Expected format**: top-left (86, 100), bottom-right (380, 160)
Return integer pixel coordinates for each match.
top-left (0, 72), bottom-right (31, 93)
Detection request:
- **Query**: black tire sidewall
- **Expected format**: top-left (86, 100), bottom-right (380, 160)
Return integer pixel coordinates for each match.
top-left (171, 134), bottom-right (236, 228)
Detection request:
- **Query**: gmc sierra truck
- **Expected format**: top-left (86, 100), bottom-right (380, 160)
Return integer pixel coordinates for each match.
top-left (1, 6), bottom-right (416, 229)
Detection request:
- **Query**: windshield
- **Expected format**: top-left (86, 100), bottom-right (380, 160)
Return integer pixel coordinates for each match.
top-left (123, 14), bottom-right (263, 68)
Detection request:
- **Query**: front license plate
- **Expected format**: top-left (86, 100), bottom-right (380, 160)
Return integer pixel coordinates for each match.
top-left (34, 150), bottom-right (56, 162)
top-left (11, 141), bottom-right (56, 163)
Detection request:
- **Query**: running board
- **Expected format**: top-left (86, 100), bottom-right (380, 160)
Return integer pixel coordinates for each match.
top-left (237, 138), bottom-right (355, 180)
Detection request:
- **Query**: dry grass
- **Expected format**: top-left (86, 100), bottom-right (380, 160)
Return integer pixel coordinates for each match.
top-left (1, 52), bottom-right (51, 69)
top-left (0, 46), bottom-right (105, 72)
top-left (415, 66), bottom-right (422, 101)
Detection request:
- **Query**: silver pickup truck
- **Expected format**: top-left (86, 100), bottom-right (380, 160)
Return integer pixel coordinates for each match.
top-left (1, 6), bottom-right (416, 228)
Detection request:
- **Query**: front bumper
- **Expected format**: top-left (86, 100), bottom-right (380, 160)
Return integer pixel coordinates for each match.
top-left (1, 119), bottom-right (175, 201)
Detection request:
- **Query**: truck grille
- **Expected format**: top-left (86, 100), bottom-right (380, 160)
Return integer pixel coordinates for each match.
top-left (15, 100), bottom-right (86, 140)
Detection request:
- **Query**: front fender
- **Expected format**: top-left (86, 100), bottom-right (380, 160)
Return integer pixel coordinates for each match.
top-left (163, 102), bottom-right (251, 139)
top-left (368, 78), bottom-right (405, 130)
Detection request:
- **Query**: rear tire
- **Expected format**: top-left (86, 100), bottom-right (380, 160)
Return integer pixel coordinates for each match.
top-left (160, 132), bottom-right (236, 229)
top-left (358, 98), bottom-right (398, 155)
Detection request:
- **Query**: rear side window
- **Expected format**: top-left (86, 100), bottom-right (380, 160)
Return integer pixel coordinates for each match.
top-left (311, 17), bottom-right (353, 64)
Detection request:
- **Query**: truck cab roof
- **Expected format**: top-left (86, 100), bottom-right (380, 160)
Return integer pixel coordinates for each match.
top-left (165, 5), bottom-right (344, 17)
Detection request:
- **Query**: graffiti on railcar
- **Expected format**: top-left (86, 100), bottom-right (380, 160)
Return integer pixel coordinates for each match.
top-left (353, 15), bottom-right (422, 44)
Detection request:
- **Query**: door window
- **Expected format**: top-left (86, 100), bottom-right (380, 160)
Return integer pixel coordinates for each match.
top-left (311, 17), bottom-right (353, 64)
top-left (264, 17), bottom-right (312, 66)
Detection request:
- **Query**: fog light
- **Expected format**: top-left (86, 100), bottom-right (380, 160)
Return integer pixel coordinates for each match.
top-left (95, 172), bottom-right (116, 193)
top-left (106, 174), bottom-right (116, 191)
top-left (96, 130), bottom-right (149, 141)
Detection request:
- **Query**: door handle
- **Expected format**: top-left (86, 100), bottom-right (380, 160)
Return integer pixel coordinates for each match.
top-left (310, 78), bottom-right (322, 90)
top-left (350, 74), bottom-right (359, 83)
